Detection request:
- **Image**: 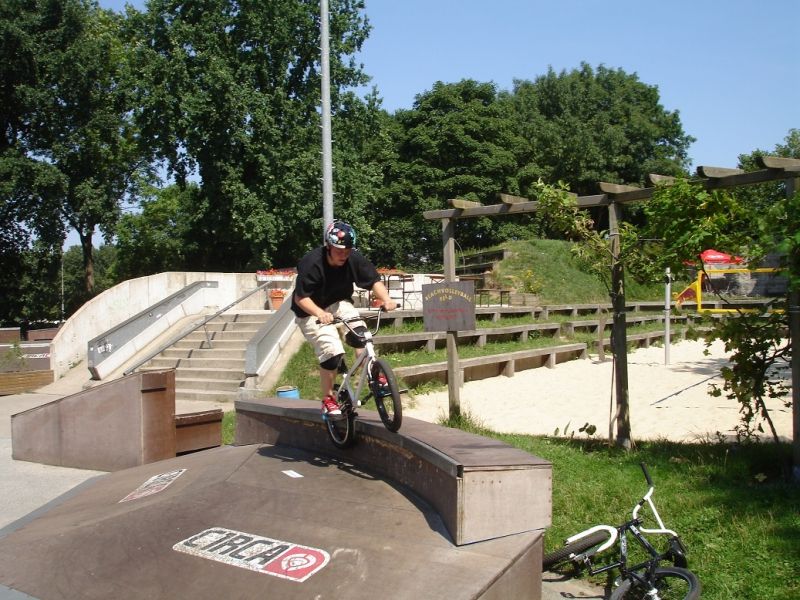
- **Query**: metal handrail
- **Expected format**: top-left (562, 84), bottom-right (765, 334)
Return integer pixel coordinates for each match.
top-left (123, 281), bottom-right (272, 376)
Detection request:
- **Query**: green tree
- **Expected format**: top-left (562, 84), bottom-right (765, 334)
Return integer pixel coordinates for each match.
top-left (114, 184), bottom-right (200, 280)
top-left (381, 79), bottom-right (528, 265)
top-left (507, 63), bottom-right (694, 196)
top-left (126, 0), bottom-right (372, 271)
top-left (2, 0), bottom-right (148, 297)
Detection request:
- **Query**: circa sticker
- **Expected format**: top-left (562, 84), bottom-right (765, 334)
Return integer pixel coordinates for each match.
top-left (173, 527), bottom-right (330, 583)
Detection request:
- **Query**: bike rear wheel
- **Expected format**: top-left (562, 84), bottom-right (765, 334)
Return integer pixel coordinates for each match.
top-left (609, 566), bottom-right (701, 600)
top-left (370, 358), bottom-right (402, 432)
top-left (543, 530), bottom-right (611, 570)
top-left (325, 391), bottom-right (356, 449)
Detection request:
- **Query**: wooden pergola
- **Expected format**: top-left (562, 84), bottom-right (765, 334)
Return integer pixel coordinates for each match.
top-left (424, 156), bottom-right (799, 469)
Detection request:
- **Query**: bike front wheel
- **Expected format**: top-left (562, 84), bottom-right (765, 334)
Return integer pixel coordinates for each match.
top-left (610, 566), bottom-right (701, 600)
top-left (543, 530), bottom-right (610, 570)
top-left (325, 393), bottom-right (356, 449)
top-left (370, 358), bottom-right (402, 432)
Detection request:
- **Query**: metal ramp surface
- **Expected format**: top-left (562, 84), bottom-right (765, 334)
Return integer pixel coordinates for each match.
top-left (0, 444), bottom-right (542, 599)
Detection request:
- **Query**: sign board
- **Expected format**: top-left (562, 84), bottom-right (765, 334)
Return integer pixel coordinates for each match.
top-left (422, 281), bottom-right (476, 332)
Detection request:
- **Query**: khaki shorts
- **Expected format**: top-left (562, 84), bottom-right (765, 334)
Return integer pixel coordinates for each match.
top-left (296, 300), bottom-right (366, 364)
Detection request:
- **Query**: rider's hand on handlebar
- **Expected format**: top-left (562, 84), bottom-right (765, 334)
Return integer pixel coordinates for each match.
top-left (317, 311), bottom-right (334, 325)
top-left (372, 298), bottom-right (398, 311)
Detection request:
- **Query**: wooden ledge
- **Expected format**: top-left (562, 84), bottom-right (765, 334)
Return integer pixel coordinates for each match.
top-left (234, 397), bottom-right (551, 545)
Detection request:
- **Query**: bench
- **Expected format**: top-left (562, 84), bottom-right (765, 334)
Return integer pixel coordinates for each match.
top-left (234, 396), bottom-right (552, 546)
top-left (595, 328), bottom-right (690, 352)
top-left (561, 314), bottom-right (690, 336)
top-left (363, 306), bottom-right (540, 327)
top-left (392, 343), bottom-right (588, 387)
top-left (373, 322), bottom-right (561, 352)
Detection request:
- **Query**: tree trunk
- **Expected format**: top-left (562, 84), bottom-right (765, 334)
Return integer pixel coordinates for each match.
top-left (79, 229), bottom-right (94, 296)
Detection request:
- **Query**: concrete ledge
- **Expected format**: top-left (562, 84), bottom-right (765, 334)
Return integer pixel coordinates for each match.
top-left (234, 397), bottom-right (551, 546)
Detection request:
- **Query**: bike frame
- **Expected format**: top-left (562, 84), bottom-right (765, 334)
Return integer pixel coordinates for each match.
top-left (334, 312), bottom-right (382, 407)
top-left (563, 467), bottom-right (681, 577)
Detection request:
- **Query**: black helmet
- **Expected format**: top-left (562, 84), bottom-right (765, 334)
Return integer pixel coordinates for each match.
top-left (325, 220), bottom-right (357, 249)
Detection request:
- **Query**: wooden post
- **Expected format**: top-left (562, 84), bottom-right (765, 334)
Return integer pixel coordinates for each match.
top-left (442, 218), bottom-right (461, 419)
top-left (609, 201), bottom-right (632, 448)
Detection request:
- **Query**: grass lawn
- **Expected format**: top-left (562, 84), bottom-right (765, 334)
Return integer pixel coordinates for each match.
top-left (440, 412), bottom-right (800, 600)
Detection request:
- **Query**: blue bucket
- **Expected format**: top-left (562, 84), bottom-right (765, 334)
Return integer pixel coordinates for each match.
top-left (276, 385), bottom-right (300, 399)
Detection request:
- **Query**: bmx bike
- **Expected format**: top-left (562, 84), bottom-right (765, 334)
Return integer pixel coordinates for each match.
top-left (543, 463), bottom-right (701, 599)
top-left (320, 310), bottom-right (403, 449)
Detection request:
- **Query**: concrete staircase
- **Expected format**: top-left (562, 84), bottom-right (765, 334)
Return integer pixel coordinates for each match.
top-left (142, 312), bottom-right (271, 403)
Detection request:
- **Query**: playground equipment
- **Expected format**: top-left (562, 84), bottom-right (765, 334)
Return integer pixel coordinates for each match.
top-left (676, 267), bottom-right (785, 313)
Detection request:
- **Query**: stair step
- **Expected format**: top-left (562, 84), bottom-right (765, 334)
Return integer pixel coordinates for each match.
top-left (208, 312), bottom-right (271, 324)
top-left (176, 368), bottom-right (243, 382)
top-left (146, 358), bottom-right (181, 369)
top-left (172, 339), bottom-right (248, 350)
top-left (176, 377), bottom-right (241, 391)
top-left (161, 348), bottom-right (244, 358)
top-left (172, 358), bottom-right (245, 370)
top-left (185, 330), bottom-right (256, 341)
top-left (175, 389), bottom-right (238, 403)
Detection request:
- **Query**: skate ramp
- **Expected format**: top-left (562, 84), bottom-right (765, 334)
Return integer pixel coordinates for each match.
top-left (0, 444), bottom-right (543, 599)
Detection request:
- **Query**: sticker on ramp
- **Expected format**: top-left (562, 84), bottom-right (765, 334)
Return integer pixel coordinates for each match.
top-left (119, 468), bottom-right (187, 502)
top-left (173, 527), bottom-right (330, 582)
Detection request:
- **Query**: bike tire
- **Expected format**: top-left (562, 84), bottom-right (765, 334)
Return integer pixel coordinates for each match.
top-left (325, 394), bottom-right (356, 449)
top-left (542, 530), bottom-right (611, 570)
top-left (370, 358), bottom-right (402, 432)
top-left (609, 566), bottom-right (701, 600)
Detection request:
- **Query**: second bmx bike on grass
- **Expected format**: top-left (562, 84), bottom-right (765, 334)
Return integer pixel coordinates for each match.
top-left (322, 310), bottom-right (403, 448)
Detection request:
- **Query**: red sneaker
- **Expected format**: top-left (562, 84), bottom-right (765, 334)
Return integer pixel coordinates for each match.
top-left (321, 395), bottom-right (342, 417)
top-left (374, 373), bottom-right (390, 397)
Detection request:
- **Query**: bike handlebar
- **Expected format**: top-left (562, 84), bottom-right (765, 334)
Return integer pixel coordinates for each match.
top-left (315, 308), bottom-right (385, 335)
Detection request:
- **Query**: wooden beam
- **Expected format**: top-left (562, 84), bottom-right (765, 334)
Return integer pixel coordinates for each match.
top-left (426, 200), bottom-right (538, 220)
top-left (575, 194), bottom-right (611, 208)
top-left (697, 166), bottom-right (745, 178)
top-left (599, 182), bottom-right (642, 195)
top-left (757, 155), bottom-right (800, 170)
top-left (425, 166), bottom-right (795, 222)
top-left (424, 194), bottom-right (611, 220)
top-left (498, 193), bottom-right (528, 204)
top-left (647, 174), bottom-right (676, 186)
top-left (449, 198), bottom-right (483, 209)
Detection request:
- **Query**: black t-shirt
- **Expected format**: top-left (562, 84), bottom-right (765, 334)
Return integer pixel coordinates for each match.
top-left (291, 246), bottom-right (381, 317)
